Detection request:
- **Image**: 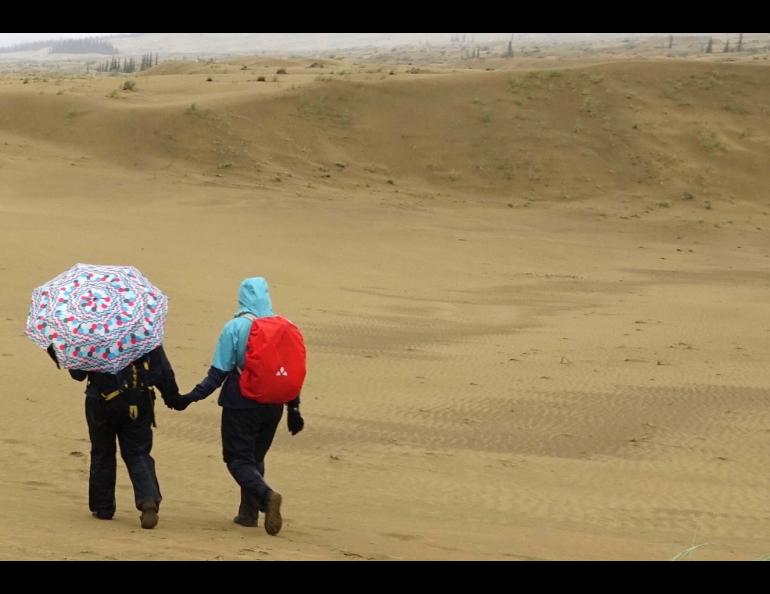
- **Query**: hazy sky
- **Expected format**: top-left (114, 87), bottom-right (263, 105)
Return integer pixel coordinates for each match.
top-left (0, 33), bottom-right (120, 48)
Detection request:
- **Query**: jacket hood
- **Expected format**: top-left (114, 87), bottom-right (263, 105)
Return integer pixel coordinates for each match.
top-left (234, 277), bottom-right (274, 318)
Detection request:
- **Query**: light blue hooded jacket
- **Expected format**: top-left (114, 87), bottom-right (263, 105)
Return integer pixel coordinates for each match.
top-left (212, 277), bottom-right (274, 372)
top-left (187, 277), bottom-right (300, 409)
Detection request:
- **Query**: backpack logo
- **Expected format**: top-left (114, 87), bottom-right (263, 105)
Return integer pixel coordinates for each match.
top-left (276, 367), bottom-right (288, 376)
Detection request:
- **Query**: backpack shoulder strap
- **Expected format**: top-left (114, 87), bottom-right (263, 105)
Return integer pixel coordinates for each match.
top-left (235, 313), bottom-right (258, 374)
top-left (135, 355), bottom-right (151, 386)
top-left (100, 356), bottom-right (150, 399)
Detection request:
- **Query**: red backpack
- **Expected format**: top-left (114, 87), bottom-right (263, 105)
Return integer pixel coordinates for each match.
top-left (238, 314), bottom-right (307, 404)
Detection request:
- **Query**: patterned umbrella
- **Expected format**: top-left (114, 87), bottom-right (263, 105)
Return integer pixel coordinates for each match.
top-left (25, 263), bottom-right (168, 373)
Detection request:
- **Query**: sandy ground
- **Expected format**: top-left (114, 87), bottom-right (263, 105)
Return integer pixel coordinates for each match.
top-left (1, 53), bottom-right (770, 560)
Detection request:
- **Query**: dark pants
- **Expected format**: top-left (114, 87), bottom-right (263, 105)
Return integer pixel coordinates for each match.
top-left (221, 405), bottom-right (283, 508)
top-left (85, 389), bottom-right (161, 516)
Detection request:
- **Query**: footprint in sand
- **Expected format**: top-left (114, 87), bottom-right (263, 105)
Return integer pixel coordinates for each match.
top-left (382, 532), bottom-right (421, 541)
top-left (23, 480), bottom-right (51, 488)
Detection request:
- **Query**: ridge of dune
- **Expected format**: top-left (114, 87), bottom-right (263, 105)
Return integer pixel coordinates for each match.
top-left (1, 60), bottom-right (768, 209)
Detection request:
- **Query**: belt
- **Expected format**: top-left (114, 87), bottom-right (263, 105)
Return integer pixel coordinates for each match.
top-left (102, 389), bottom-right (121, 401)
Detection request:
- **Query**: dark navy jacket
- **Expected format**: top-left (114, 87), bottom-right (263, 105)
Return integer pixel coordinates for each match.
top-left (69, 345), bottom-right (180, 403)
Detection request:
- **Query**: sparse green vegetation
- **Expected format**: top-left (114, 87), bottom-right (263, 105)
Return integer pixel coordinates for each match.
top-left (722, 95), bottom-right (748, 114)
top-left (508, 76), bottom-right (529, 91)
top-left (581, 95), bottom-right (599, 115)
top-left (588, 73), bottom-right (605, 84)
top-left (298, 95), bottom-right (352, 127)
top-left (700, 75), bottom-right (720, 90)
top-left (573, 120), bottom-right (584, 134)
top-left (122, 80), bottom-right (136, 92)
top-left (671, 543), bottom-right (769, 561)
top-left (671, 543), bottom-right (711, 561)
top-left (697, 128), bottom-right (724, 151)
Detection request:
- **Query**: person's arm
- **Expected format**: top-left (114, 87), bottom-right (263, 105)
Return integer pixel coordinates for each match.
top-left (151, 346), bottom-right (181, 403)
top-left (172, 366), bottom-right (227, 411)
top-left (185, 366), bottom-right (228, 402)
top-left (173, 324), bottom-right (235, 410)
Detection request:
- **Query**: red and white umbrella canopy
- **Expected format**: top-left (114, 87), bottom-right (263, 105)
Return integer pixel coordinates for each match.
top-left (26, 263), bottom-right (168, 373)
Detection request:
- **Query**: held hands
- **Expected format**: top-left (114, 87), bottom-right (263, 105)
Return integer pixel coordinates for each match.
top-left (174, 393), bottom-right (193, 411)
top-left (287, 407), bottom-right (304, 436)
top-left (164, 393), bottom-right (192, 411)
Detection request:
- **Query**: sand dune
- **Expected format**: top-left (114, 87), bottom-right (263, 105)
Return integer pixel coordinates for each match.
top-left (1, 52), bottom-right (770, 560)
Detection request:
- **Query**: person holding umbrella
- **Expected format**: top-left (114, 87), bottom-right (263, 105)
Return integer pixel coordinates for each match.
top-left (27, 264), bottom-right (181, 529)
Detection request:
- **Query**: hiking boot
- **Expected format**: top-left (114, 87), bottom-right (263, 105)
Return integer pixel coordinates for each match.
top-left (140, 502), bottom-right (159, 529)
top-left (92, 510), bottom-right (114, 520)
top-left (233, 487), bottom-right (259, 527)
top-left (263, 490), bottom-right (282, 536)
top-left (233, 514), bottom-right (258, 527)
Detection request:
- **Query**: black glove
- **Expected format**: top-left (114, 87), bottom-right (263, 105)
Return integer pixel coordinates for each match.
top-left (161, 392), bottom-right (178, 410)
top-left (171, 393), bottom-right (192, 411)
top-left (287, 407), bottom-right (304, 435)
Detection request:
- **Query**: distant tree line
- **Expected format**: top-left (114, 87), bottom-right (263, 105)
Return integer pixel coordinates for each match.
top-left (503, 39), bottom-right (514, 58)
top-left (0, 34), bottom-right (137, 55)
top-left (450, 34), bottom-right (514, 59)
top-left (140, 53), bottom-right (159, 70)
top-left (450, 34), bottom-right (475, 44)
top-left (49, 38), bottom-right (118, 54)
top-left (705, 33), bottom-right (746, 54)
top-left (0, 40), bottom-right (51, 53)
top-left (95, 53), bottom-right (159, 73)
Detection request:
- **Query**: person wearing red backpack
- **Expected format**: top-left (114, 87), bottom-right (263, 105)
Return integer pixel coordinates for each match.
top-left (167, 277), bottom-right (306, 536)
